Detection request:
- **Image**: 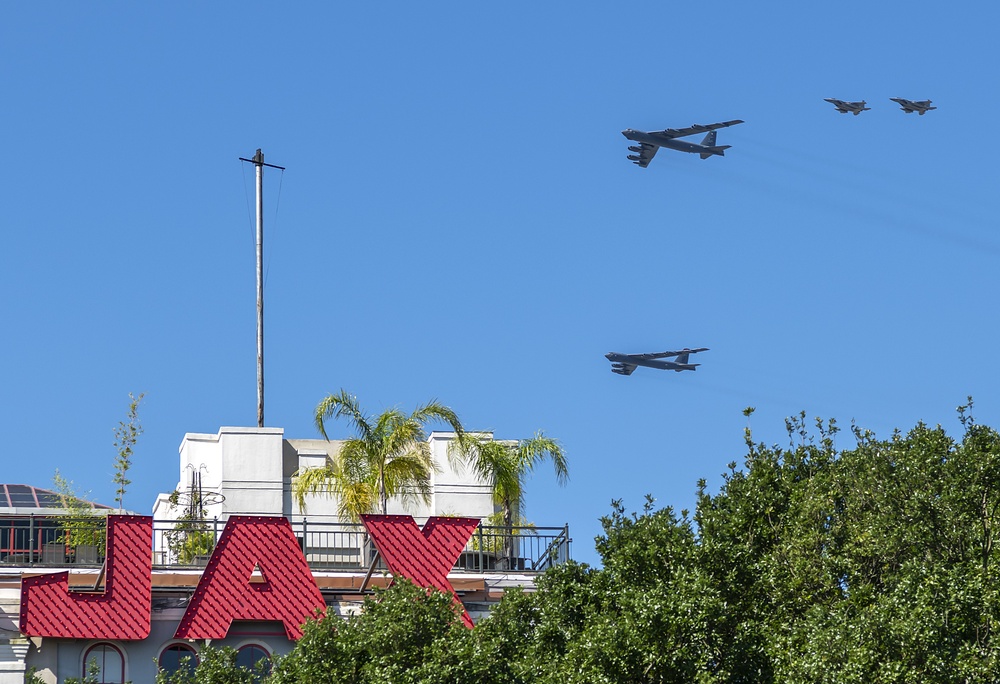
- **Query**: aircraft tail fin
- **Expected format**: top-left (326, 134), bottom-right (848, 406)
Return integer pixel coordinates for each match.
top-left (700, 145), bottom-right (730, 159)
top-left (699, 131), bottom-right (731, 158)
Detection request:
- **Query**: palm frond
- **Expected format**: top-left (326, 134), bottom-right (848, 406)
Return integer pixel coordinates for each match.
top-left (315, 390), bottom-right (373, 442)
top-left (373, 408), bottom-right (404, 444)
top-left (291, 464), bottom-right (339, 513)
top-left (454, 431), bottom-right (569, 528)
top-left (382, 420), bottom-right (426, 459)
top-left (519, 432), bottom-right (569, 484)
top-left (482, 443), bottom-right (524, 505)
top-left (338, 439), bottom-right (375, 481)
top-left (305, 392), bottom-right (468, 520)
top-left (410, 401), bottom-right (464, 437)
top-left (383, 448), bottom-right (435, 506)
top-left (335, 480), bottom-right (378, 523)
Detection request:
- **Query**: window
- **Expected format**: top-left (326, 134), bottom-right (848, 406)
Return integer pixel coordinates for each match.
top-left (236, 644), bottom-right (271, 682)
top-left (82, 643), bottom-right (125, 684)
top-left (6, 485), bottom-right (37, 507)
top-left (158, 643), bottom-right (198, 676)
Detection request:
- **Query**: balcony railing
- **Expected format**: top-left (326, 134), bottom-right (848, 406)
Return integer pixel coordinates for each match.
top-left (0, 515), bottom-right (570, 573)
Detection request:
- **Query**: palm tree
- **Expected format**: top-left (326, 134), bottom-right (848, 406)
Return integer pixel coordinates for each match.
top-left (455, 431), bottom-right (568, 530)
top-left (293, 390), bottom-right (464, 521)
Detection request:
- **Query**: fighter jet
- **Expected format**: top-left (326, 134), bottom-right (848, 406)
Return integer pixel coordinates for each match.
top-left (890, 98), bottom-right (936, 115)
top-left (824, 98), bottom-right (871, 115)
top-left (622, 120), bottom-right (743, 167)
top-left (606, 348), bottom-right (709, 375)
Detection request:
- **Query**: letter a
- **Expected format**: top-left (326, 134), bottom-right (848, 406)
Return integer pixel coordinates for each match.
top-left (175, 516), bottom-right (325, 640)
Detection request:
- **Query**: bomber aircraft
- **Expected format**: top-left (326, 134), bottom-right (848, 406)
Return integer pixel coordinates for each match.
top-left (891, 98), bottom-right (936, 115)
top-left (622, 120), bottom-right (743, 167)
top-left (606, 348), bottom-right (709, 376)
top-left (824, 98), bottom-right (871, 115)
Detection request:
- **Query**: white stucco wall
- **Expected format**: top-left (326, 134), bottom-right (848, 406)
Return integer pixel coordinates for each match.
top-left (426, 432), bottom-right (496, 519)
top-left (154, 427), bottom-right (498, 525)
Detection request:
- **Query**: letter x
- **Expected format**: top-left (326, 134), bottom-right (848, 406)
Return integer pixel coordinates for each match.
top-left (362, 515), bottom-right (479, 628)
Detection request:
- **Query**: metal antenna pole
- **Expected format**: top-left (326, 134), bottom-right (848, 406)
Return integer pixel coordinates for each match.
top-left (239, 149), bottom-right (285, 428)
top-left (254, 149), bottom-right (264, 428)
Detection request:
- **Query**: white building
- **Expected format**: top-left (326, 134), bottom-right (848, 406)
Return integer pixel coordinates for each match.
top-left (152, 427), bottom-right (496, 526)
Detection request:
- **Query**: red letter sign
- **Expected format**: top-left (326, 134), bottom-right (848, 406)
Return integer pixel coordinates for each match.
top-left (174, 516), bottom-right (325, 640)
top-left (20, 515), bottom-right (152, 639)
top-left (362, 515), bottom-right (479, 628)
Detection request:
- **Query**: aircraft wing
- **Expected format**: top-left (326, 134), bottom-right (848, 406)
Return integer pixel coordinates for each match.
top-left (892, 98), bottom-right (934, 113)
top-left (631, 142), bottom-right (658, 168)
top-left (642, 347), bottom-right (709, 359)
top-left (653, 120), bottom-right (744, 139)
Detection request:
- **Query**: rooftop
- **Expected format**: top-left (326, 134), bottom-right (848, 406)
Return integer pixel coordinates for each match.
top-left (0, 484), bottom-right (111, 511)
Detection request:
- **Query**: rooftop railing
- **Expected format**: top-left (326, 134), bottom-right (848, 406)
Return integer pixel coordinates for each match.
top-left (0, 515), bottom-right (570, 574)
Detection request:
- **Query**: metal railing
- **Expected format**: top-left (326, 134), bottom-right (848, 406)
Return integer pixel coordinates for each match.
top-left (0, 515), bottom-right (570, 574)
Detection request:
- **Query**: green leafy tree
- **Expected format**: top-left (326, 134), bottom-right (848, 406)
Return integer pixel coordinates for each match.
top-left (480, 501), bottom-right (744, 684)
top-left (164, 488), bottom-right (215, 564)
top-left (269, 579), bottom-right (472, 684)
top-left (689, 403), bottom-right (1000, 683)
top-left (51, 469), bottom-right (105, 555)
top-left (156, 646), bottom-right (263, 684)
top-left (113, 392), bottom-right (144, 511)
top-left (65, 657), bottom-right (127, 684)
top-left (477, 404), bottom-right (1000, 683)
top-left (24, 667), bottom-right (47, 684)
top-left (293, 390), bottom-right (464, 520)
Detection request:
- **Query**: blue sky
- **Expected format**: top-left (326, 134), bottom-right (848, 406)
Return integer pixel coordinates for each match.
top-left (2, 3), bottom-right (997, 566)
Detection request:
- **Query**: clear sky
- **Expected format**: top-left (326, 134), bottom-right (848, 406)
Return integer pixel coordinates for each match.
top-left (2, 2), bottom-right (997, 566)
